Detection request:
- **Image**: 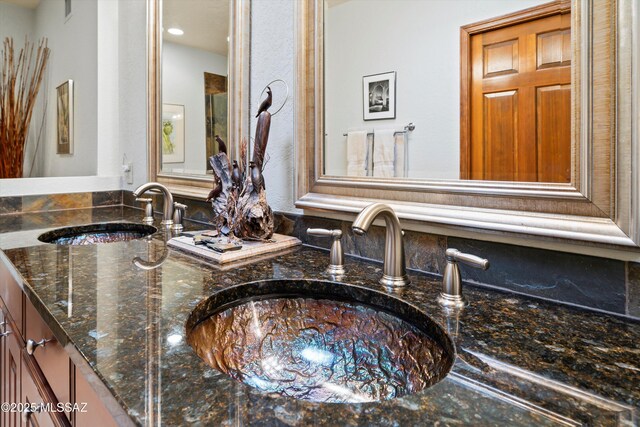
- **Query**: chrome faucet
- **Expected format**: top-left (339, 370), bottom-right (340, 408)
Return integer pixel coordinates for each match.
top-left (352, 203), bottom-right (410, 287)
top-left (132, 182), bottom-right (174, 226)
top-left (437, 248), bottom-right (489, 308)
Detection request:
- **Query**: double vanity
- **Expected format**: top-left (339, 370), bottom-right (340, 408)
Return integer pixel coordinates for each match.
top-left (1, 0), bottom-right (638, 424)
top-left (0, 199), bottom-right (638, 426)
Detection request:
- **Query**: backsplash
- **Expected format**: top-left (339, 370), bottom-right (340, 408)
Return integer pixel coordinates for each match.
top-left (274, 212), bottom-right (638, 319)
top-left (0, 191), bottom-right (123, 214)
top-left (124, 193), bottom-right (638, 320)
top-left (1, 190), bottom-right (637, 319)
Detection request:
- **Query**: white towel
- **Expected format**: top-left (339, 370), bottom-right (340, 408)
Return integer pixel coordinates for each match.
top-left (373, 129), bottom-right (395, 177)
top-left (347, 131), bottom-right (367, 176)
top-left (394, 132), bottom-right (406, 178)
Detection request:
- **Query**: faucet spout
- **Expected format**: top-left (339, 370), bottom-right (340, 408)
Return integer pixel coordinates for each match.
top-left (351, 203), bottom-right (410, 287)
top-left (132, 182), bottom-right (174, 226)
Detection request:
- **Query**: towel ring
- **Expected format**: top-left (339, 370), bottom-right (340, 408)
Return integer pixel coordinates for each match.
top-left (259, 79), bottom-right (289, 117)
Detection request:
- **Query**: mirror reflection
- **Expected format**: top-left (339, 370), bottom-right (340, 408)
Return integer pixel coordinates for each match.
top-left (0, 0), bottom-right (105, 178)
top-left (161, 0), bottom-right (230, 176)
top-left (323, 0), bottom-right (571, 183)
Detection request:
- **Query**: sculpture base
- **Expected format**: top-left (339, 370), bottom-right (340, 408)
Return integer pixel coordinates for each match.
top-left (167, 232), bottom-right (301, 265)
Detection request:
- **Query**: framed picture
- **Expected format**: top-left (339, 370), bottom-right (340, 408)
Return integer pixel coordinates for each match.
top-left (56, 80), bottom-right (74, 154)
top-left (162, 104), bottom-right (185, 163)
top-left (363, 71), bottom-right (396, 121)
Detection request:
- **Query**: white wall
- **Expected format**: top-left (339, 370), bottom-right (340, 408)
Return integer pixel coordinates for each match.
top-left (32, 0), bottom-right (98, 177)
top-left (0, 2), bottom-right (34, 45)
top-left (118, 0), bottom-right (148, 191)
top-left (324, 0), bottom-right (548, 179)
top-left (250, 0), bottom-right (298, 214)
top-left (97, 0), bottom-right (121, 178)
top-left (162, 42), bottom-right (227, 175)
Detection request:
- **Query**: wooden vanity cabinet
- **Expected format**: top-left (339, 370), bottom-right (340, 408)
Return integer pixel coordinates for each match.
top-left (0, 259), bottom-right (118, 427)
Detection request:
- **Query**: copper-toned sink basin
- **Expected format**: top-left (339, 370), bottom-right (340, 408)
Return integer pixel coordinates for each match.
top-left (186, 280), bottom-right (454, 403)
top-left (38, 223), bottom-right (156, 245)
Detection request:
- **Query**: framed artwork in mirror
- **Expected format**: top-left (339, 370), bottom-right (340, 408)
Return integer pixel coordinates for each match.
top-left (56, 80), bottom-right (73, 155)
top-left (162, 103), bottom-right (185, 164)
top-left (363, 71), bottom-right (395, 120)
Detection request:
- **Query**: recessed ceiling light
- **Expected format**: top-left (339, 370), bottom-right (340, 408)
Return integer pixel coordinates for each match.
top-left (167, 28), bottom-right (184, 36)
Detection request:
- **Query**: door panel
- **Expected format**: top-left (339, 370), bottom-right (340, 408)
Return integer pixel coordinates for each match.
top-left (537, 84), bottom-right (571, 182)
top-left (483, 91), bottom-right (518, 180)
top-left (537, 29), bottom-right (571, 69)
top-left (483, 39), bottom-right (519, 77)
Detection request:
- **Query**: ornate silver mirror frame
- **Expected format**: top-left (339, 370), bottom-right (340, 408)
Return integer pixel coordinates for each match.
top-left (147, 0), bottom-right (250, 199)
top-left (294, 0), bottom-right (640, 249)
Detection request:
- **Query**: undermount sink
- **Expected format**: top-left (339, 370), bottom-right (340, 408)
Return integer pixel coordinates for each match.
top-left (186, 280), bottom-right (455, 403)
top-left (38, 223), bottom-right (157, 245)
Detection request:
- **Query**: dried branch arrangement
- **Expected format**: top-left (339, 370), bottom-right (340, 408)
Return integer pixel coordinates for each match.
top-left (0, 37), bottom-right (50, 178)
top-left (207, 87), bottom-right (275, 240)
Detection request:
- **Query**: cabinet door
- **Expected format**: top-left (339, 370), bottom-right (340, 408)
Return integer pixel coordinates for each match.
top-left (1, 311), bottom-right (21, 427)
top-left (21, 360), bottom-right (56, 427)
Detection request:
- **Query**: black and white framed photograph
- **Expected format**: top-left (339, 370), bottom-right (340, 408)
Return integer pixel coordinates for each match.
top-left (363, 71), bottom-right (396, 120)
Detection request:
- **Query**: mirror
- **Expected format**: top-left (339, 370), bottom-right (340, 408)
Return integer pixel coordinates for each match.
top-left (323, 0), bottom-right (572, 183)
top-left (161, 0), bottom-right (230, 176)
top-left (149, 0), bottom-right (250, 196)
top-left (0, 0), bottom-right (107, 178)
top-left (295, 0), bottom-right (639, 247)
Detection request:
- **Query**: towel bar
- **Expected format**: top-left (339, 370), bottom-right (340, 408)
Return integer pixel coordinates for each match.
top-left (342, 122), bottom-right (415, 137)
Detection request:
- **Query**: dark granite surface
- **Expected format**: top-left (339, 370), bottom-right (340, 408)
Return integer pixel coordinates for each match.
top-left (0, 206), bottom-right (638, 426)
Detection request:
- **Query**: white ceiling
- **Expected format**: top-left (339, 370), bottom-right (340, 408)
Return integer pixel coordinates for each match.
top-left (0, 0), bottom-right (41, 9)
top-left (163, 0), bottom-right (229, 56)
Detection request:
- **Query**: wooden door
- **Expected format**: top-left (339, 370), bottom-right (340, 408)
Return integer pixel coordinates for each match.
top-left (462, 7), bottom-right (571, 182)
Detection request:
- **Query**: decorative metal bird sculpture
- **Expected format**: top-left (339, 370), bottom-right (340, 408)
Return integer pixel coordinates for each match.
top-left (215, 135), bottom-right (227, 154)
top-left (255, 86), bottom-right (272, 117)
top-left (206, 176), bottom-right (222, 202)
top-left (231, 160), bottom-right (243, 191)
top-left (250, 161), bottom-right (265, 193)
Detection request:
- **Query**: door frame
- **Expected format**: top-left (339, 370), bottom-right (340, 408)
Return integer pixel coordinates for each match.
top-left (460, 0), bottom-right (572, 179)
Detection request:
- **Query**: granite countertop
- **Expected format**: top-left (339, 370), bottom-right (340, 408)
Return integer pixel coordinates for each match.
top-left (0, 206), bottom-right (638, 426)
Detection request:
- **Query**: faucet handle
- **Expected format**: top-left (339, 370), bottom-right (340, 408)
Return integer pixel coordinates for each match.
top-left (136, 198), bottom-right (154, 225)
top-left (307, 228), bottom-right (342, 239)
top-left (171, 203), bottom-right (188, 233)
top-left (306, 228), bottom-right (345, 275)
top-left (445, 248), bottom-right (489, 270)
top-left (438, 249), bottom-right (489, 309)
